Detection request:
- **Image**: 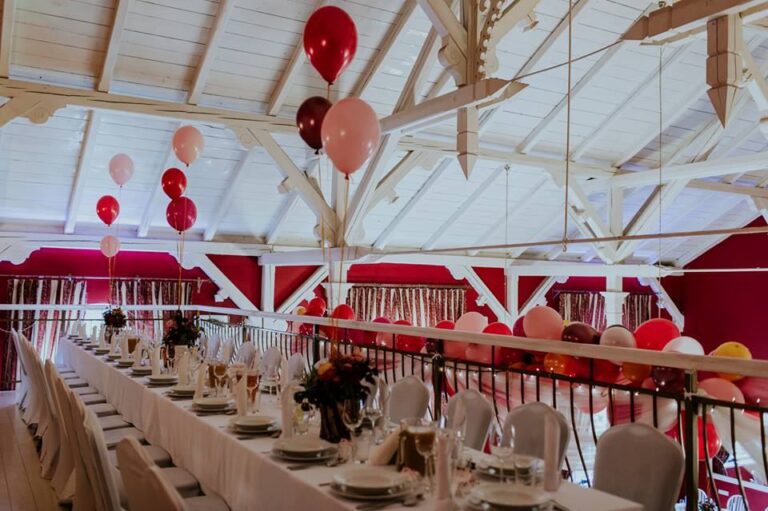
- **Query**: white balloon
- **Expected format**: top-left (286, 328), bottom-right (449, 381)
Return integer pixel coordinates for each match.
top-left (662, 336), bottom-right (704, 356)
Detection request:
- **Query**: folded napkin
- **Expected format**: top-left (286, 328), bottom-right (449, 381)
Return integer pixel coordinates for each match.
top-left (251, 347), bottom-right (261, 371)
top-left (90, 326), bottom-right (97, 343)
top-left (368, 427), bottom-right (401, 466)
top-left (119, 336), bottom-right (129, 359)
top-left (543, 411), bottom-right (561, 492)
top-left (235, 374), bottom-right (248, 417)
top-left (221, 341), bottom-right (234, 364)
top-left (132, 340), bottom-right (144, 368)
top-left (280, 382), bottom-right (297, 438)
top-left (150, 347), bottom-right (162, 377)
top-left (78, 323), bottom-right (87, 339)
top-left (193, 363), bottom-right (207, 401)
top-left (98, 326), bottom-right (106, 348)
top-left (434, 432), bottom-right (453, 511)
top-left (378, 377), bottom-right (390, 423)
top-left (278, 355), bottom-right (289, 389)
top-left (177, 351), bottom-right (190, 385)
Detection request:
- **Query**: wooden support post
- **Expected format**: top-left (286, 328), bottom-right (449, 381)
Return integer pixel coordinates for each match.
top-left (707, 15), bottom-right (743, 126)
top-left (600, 275), bottom-right (627, 327)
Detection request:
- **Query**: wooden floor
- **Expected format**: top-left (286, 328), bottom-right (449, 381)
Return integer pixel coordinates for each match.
top-left (0, 391), bottom-right (65, 511)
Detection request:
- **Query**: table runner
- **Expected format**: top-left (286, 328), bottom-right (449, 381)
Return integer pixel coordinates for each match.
top-left (60, 339), bottom-right (642, 511)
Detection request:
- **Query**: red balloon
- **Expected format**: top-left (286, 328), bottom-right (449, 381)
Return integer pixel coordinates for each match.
top-left (434, 320), bottom-right (455, 330)
top-left (299, 323), bottom-right (314, 336)
top-left (544, 353), bottom-right (587, 378)
top-left (165, 197), bottom-right (197, 233)
top-left (669, 414), bottom-right (721, 460)
top-left (96, 195), bottom-right (120, 226)
top-left (562, 322), bottom-right (599, 344)
top-left (306, 297), bottom-right (326, 317)
top-left (651, 365), bottom-right (685, 393)
top-left (512, 316), bottom-right (526, 337)
top-left (296, 96), bottom-right (332, 152)
top-left (634, 318), bottom-right (680, 351)
top-left (592, 359), bottom-right (620, 384)
top-left (323, 304), bottom-right (355, 340)
top-left (483, 322), bottom-right (512, 336)
top-left (361, 316), bottom-right (391, 346)
top-left (303, 6), bottom-right (357, 84)
top-left (483, 322), bottom-right (522, 367)
top-left (161, 168), bottom-right (187, 200)
top-left (394, 319), bottom-right (425, 353)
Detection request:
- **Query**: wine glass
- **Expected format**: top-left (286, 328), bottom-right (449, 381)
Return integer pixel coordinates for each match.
top-left (364, 385), bottom-right (383, 442)
top-left (341, 398), bottom-right (365, 462)
top-left (213, 362), bottom-right (228, 397)
top-left (412, 421), bottom-right (437, 494)
top-left (246, 369), bottom-right (261, 413)
top-left (489, 424), bottom-right (515, 483)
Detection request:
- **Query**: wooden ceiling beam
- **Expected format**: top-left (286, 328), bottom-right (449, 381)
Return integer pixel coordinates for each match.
top-left (98, 0), bottom-right (133, 92)
top-left (0, 0), bottom-right (16, 78)
top-left (64, 111), bottom-right (101, 234)
top-left (188, 0), bottom-right (235, 105)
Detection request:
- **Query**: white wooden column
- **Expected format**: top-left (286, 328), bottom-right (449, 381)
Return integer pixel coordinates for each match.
top-left (261, 265), bottom-right (276, 328)
top-left (321, 262), bottom-right (352, 310)
top-left (600, 275), bottom-right (628, 327)
top-left (505, 268), bottom-right (519, 323)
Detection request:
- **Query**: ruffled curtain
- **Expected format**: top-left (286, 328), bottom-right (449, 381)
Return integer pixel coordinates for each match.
top-left (110, 280), bottom-right (193, 341)
top-left (556, 292), bottom-right (654, 331)
top-left (347, 285), bottom-right (466, 327)
top-left (1, 278), bottom-right (86, 390)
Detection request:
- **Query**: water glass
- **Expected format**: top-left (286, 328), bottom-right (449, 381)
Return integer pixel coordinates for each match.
top-left (489, 424), bottom-right (515, 483)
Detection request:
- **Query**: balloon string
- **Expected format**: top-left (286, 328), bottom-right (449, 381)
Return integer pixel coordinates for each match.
top-left (177, 231), bottom-right (185, 309)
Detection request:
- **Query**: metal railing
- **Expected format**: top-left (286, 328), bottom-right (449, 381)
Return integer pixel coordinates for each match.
top-left (198, 317), bottom-right (768, 511)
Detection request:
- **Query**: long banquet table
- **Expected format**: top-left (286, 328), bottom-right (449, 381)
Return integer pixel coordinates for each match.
top-left (60, 339), bottom-right (642, 511)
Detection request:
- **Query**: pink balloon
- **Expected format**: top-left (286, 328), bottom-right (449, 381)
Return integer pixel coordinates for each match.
top-left (699, 378), bottom-right (745, 404)
top-left (662, 336), bottom-right (704, 356)
top-left (455, 311), bottom-right (488, 333)
top-left (100, 235), bottom-right (120, 258)
top-left (444, 341), bottom-right (470, 359)
top-left (321, 97), bottom-right (380, 176)
top-left (109, 153), bottom-right (134, 187)
top-left (173, 125), bottom-right (205, 166)
top-left (465, 343), bottom-right (493, 364)
top-left (600, 325), bottom-right (636, 349)
top-left (523, 306), bottom-right (563, 340)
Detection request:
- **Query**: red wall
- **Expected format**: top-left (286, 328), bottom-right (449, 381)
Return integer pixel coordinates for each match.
top-left (680, 218), bottom-right (768, 359)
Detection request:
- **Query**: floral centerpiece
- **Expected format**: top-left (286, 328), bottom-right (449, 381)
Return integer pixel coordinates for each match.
top-left (162, 310), bottom-right (201, 349)
top-left (294, 349), bottom-right (378, 443)
top-left (103, 307), bottom-right (127, 330)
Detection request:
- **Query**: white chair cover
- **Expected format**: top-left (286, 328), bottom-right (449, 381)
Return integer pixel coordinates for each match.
top-left (220, 340), bottom-right (235, 364)
top-left (502, 402), bottom-right (570, 467)
top-left (594, 422), bottom-right (684, 511)
top-left (115, 437), bottom-right (187, 511)
top-left (388, 375), bottom-right (430, 423)
top-left (43, 361), bottom-right (75, 500)
top-left (285, 353), bottom-right (306, 383)
top-left (235, 341), bottom-right (256, 367)
top-left (207, 334), bottom-right (220, 361)
top-left (260, 346), bottom-right (282, 380)
top-left (83, 408), bottom-right (124, 511)
top-left (445, 389), bottom-right (494, 450)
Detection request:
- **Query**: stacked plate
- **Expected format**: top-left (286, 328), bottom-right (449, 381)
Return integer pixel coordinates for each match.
top-left (229, 415), bottom-right (279, 435)
top-left (147, 374), bottom-right (178, 386)
top-left (330, 467), bottom-right (411, 502)
top-left (466, 483), bottom-right (549, 510)
top-left (116, 358), bottom-right (134, 368)
top-left (476, 458), bottom-right (517, 480)
top-left (94, 347), bottom-right (110, 355)
top-left (131, 366), bottom-right (152, 376)
top-left (272, 437), bottom-right (337, 462)
top-left (167, 384), bottom-right (196, 398)
top-left (107, 353), bottom-right (121, 360)
top-left (192, 397), bottom-right (233, 414)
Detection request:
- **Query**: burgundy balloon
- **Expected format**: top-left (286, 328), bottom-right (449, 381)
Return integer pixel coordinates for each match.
top-left (303, 6), bottom-right (357, 84)
top-left (296, 96), bottom-right (332, 152)
top-left (512, 316), bottom-right (526, 337)
top-left (561, 322), bottom-right (600, 344)
top-left (651, 366), bottom-right (685, 393)
top-left (161, 168), bottom-right (187, 200)
top-left (96, 195), bottom-right (120, 226)
top-left (165, 196), bottom-right (197, 233)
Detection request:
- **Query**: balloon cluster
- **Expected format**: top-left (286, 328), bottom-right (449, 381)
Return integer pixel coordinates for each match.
top-left (163, 126), bottom-right (203, 233)
top-left (297, 7), bottom-right (381, 177)
top-left (96, 153), bottom-right (138, 258)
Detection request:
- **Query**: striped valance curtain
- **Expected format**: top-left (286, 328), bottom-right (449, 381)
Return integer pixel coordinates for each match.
top-left (556, 291), bottom-right (654, 331)
top-left (347, 285), bottom-right (466, 327)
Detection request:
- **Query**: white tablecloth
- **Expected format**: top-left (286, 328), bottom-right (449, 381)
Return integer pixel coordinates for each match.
top-left (61, 340), bottom-right (642, 511)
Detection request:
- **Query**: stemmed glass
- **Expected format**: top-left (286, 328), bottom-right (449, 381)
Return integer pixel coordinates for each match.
top-left (411, 421), bottom-right (437, 494)
top-left (341, 397), bottom-right (365, 462)
top-left (213, 361), bottom-right (228, 397)
top-left (363, 383), bottom-right (383, 443)
top-left (246, 369), bottom-right (261, 413)
top-left (489, 424), bottom-right (515, 483)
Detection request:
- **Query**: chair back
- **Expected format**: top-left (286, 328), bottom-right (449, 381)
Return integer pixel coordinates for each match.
top-left (594, 422), bottom-right (684, 511)
top-left (388, 376), bottom-right (430, 423)
top-left (261, 346), bottom-right (282, 379)
top-left (285, 353), bottom-right (306, 383)
top-left (236, 341), bottom-right (257, 367)
top-left (445, 389), bottom-right (494, 450)
top-left (83, 408), bottom-right (123, 511)
top-left (503, 402), bottom-right (570, 467)
top-left (117, 437), bottom-right (185, 511)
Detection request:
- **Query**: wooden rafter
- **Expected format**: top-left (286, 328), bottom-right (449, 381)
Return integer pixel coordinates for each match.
top-left (138, 122), bottom-right (182, 238)
top-left (266, 160), bottom-right (320, 244)
top-left (188, 0), bottom-right (235, 105)
top-left (449, 265), bottom-right (512, 323)
top-left (64, 111), bottom-right (101, 234)
top-left (98, 0), bottom-right (133, 92)
top-left (190, 254), bottom-right (260, 312)
top-left (203, 148), bottom-right (258, 241)
top-left (0, 0), bottom-right (15, 78)
top-left (276, 266), bottom-right (328, 313)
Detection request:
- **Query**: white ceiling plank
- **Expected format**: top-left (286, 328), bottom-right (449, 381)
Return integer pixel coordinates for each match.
top-left (97, 0), bottom-right (133, 92)
top-left (351, 1), bottom-right (418, 98)
top-left (373, 157), bottom-right (452, 249)
top-left (64, 111), bottom-right (102, 234)
top-left (571, 42), bottom-right (693, 161)
top-left (422, 165), bottom-right (503, 250)
top-left (367, 152), bottom-right (426, 212)
top-left (188, 0), bottom-right (236, 105)
top-left (266, 192), bottom-right (300, 245)
top-left (250, 129), bottom-right (337, 237)
top-left (138, 122), bottom-right (182, 238)
top-left (0, 0), bottom-right (15, 78)
top-left (203, 148), bottom-right (258, 241)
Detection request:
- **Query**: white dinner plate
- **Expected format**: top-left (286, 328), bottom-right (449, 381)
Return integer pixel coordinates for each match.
top-left (230, 415), bottom-right (276, 430)
top-left (273, 437), bottom-right (333, 454)
top-left (107, 353), bottom-right (121, 360)
top-left (329, 483), bottom-right (410, 502)
top-left (170, 384), bottom-right (196, 395)
top-left (193, 397), bottom-right (231, 409)
top-left (470, 484), bottom-right (549, 510)
top-left (94, 348), bottom-right (110, 355)
top-left (131, 367), bottom-right (152, 375)
top-left (116, 359), bottom-right (134, 367)
top-left (333, 467), bottom-right (409, 495)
